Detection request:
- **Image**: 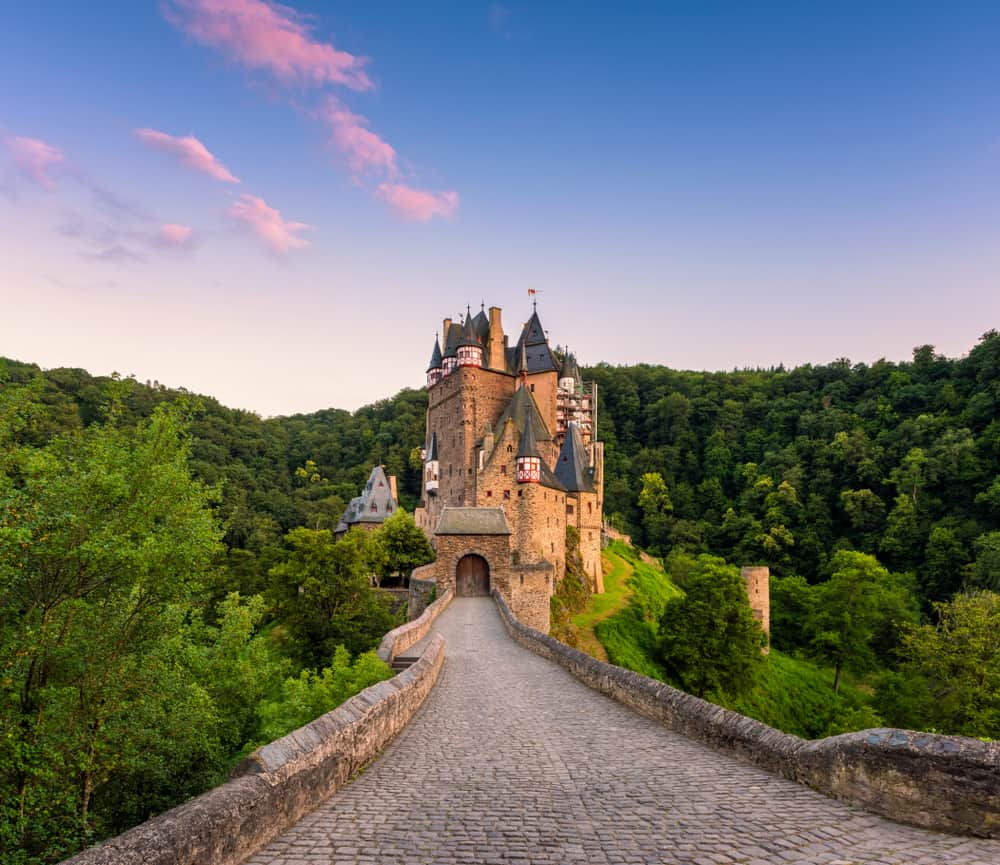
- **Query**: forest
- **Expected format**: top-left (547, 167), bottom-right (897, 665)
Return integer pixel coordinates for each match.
top-left (2, 328), bottom-right (999, 861)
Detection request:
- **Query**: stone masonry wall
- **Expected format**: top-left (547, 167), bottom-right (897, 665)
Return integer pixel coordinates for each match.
top-left (492, 591), bottom-right (1000, 838)
top-left (377, 585), bottom-right (453, 662)
top-left (508, 562), bottom-right (553, 632)
top-left (63, 635), bottom-right (447, 865)
top-left (433, 533), bottom-right (511, 596)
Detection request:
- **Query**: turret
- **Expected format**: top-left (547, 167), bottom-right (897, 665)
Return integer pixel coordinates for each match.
top-left (559, 349), bottom-right (580, 393)
top-left (516, 407), bottom-right (542, 484)
top-left (457, 307), bottom-right (484, 368)
top-left (424, 432), bottom-right (439, 495)
top-left (441, 320), bottom-right (458, 377)
top-left (426, 335), bottom-right (443, 387)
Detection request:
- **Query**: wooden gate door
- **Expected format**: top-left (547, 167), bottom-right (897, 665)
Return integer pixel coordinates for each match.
top-left (455, 554), bottom-right (490, 596)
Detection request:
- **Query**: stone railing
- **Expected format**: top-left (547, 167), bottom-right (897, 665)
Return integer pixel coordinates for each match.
top-left (377, 583), bottom-right (453, 663)
top-left (63, 634), bottom-right (446, 865)
top-left (492, 590), bottom-right (1000, 838)
top-left (407, 563), bottom-right (438, 619)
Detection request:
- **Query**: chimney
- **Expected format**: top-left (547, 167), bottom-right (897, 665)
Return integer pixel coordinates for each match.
top-left (488, 306), bottom-right (505, 370)
top-left (389, 475), bottom-right (398, 502)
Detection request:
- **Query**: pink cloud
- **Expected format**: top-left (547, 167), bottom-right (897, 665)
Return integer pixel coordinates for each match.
top-left (318, 98), bottom-right (396, 177)
top-left (135, 128), bottom-right (239, 182)
top-left (7, 136), bottom-right (64, 190)
top-left (157, 223), bottom-right (195, 247)
top-left (163, 0), bottom-right (372, 91)
top-left (376, 183), bottom-right (459, 222)
top-left (228, 193), bottom-right (310, 253)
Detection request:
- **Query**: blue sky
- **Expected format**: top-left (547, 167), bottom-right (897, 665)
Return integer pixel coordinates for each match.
top-left (2, 1), bottom-right (998, 415)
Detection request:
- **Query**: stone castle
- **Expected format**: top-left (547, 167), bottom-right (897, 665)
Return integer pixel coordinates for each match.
top-left (413, 302), bottom-right (604, 632)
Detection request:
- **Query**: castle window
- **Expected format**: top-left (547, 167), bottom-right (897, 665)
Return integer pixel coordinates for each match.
top-left (503, 490), bottom-right (510, 500)
top-left (588, 502), bottom-right (593, 514)
top-left (507, 444), bottom-right (513, 453)
top-left (486, 490), bottom-right (493, 497)
top-left (500, 464), bottom-right (507, 474)
top-left (371, 503), bottom-right (378, 512)
top-left (551, 543), bottom-right (555, 552)
top-left (567, 505), bottom-right (574, 515)
top-left (518, 490), bottom-right (523, 498)
top-left (520, 574), bottom-right (524, 585)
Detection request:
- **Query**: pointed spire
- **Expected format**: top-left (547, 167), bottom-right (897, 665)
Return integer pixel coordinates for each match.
top-left (517, 416), bottom-right (540, 458)
top-left (555, 422), bottom-right (595, 492)
top-left (459, 306), bottom-right (480, 347)
top-left (427, 334), bottom-right (443, 371)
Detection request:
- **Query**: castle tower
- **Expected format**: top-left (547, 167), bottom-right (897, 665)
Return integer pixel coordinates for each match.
top-left (412, 301), bottom-right (604, 634)
top-left (516, 406), bottom-right (542, 484)
top-left (426, 335), bottom-right (443, 387)
top-left (741, 566), bottom-right (771, 654)
top-left (457, 309), bottom-right (484, 368)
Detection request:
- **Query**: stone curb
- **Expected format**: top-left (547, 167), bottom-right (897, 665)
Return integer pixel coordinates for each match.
top-left (377, 584), bottom-right (453, 663)
top-left (61, 633), bottom-right (447, 865)
top-left (492, 590), bottom-right (1000, 837)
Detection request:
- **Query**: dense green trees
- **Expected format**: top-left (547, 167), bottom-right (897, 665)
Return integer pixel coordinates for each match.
top-left (0, 373), bottom-right (421, 864)
top-left (587, 331), bottom-right (1000, 602)
top-left (657, 555), bottom-right (764, 699)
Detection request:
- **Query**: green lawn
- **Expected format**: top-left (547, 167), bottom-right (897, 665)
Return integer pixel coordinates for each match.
top-left (569, 543), bottom-right (636, 660)
top-left (581, 540), bottom-right (876, 739)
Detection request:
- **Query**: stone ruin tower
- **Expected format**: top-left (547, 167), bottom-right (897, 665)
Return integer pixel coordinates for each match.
top-left (413, 303), bottom-right (605, 632)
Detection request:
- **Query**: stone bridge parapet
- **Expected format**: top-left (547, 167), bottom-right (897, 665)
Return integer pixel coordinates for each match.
top-left (378, 585), bottom-right (453, 663)
top-left (492, 590), bottom-right (1000, 838)
top-left (62, 634), bottom-right (446, 865)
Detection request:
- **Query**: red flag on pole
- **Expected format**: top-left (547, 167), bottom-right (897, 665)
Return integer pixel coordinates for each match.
top-left (527, 288), bottom-right (536, 296)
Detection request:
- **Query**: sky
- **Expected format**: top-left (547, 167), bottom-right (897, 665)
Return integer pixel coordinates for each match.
top-left (2, 1), bottom-right (999, 416)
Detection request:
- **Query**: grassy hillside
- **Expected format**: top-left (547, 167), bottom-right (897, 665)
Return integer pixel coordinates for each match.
top-left (584, 541), bottom-right (875, 738)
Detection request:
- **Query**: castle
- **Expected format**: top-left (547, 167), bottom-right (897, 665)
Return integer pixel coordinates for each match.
top-left (413, 302), bottom-right (605, 632)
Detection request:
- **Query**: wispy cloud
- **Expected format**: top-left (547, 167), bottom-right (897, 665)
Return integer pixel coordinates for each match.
top-left (156, 223), bottom-right (195, 248)
top-left (376, 182), bottom-right (459, 222)
top-left (86, 243), bottom-right (147, 264)
top-left (317, 97), bottom-right (397, 178)
top-left (6, 136), bottom-right (65, 190)
top-left (162, 0), bottom-right (372, 90)
top-left (161, 0), bottom-right (458, 224)
top-left (135, 128), bottom-right (240, 182)
top-left (228, 193), bottom-right (309, 253)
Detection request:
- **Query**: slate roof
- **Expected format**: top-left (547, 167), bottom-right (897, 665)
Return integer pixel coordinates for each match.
top-left (435, 507), bottom-right (511, 535)
top-left (458, 310), bottom-right (481, 348)
top-left (442, 322), bottom-right (462, 358)
top-left (426, 431), bottom-right (438, 462)
top-left (493, 384), bottom-right (553, 443)
top-left (517, 409), bottom-right (541, 458)
top-left (508, 310), bottom-right (559, 374)
top-left (472, 306), bottom-right (490, 342)
top-left (427, 336), bottom-right (443, 371)
top-left (559, 350), bottom-right (581, 383)
top-left (336, 465), bottom-right (398, 530)
top-left (554, 422), bottom-right (595, 492)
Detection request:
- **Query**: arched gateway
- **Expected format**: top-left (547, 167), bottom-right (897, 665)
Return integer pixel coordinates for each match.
top-left (455, 554), bottom-right (490, 596)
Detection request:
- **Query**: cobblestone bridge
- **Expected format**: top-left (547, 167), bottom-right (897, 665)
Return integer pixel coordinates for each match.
top-left (246, 598), bottom-right (999, 865)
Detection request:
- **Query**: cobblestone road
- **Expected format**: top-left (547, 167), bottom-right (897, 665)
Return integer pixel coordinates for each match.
top-left (245, 598), bottom-right (1000, 865)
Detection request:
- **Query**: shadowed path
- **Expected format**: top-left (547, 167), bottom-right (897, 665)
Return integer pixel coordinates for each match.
top-left (244, 598), bottom-right (1000, 865)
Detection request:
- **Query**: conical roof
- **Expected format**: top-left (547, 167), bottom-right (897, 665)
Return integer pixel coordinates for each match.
top-left (427, 336), bottom-right (443, 371)
top-left (559, 350), bottom-right (580, 382)
top-left (517, 411), bottom-right (541, 458)
top-left (458, 308), bottom-right (481, 348)
top-left (555, 422), bottom-right (595, 492)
